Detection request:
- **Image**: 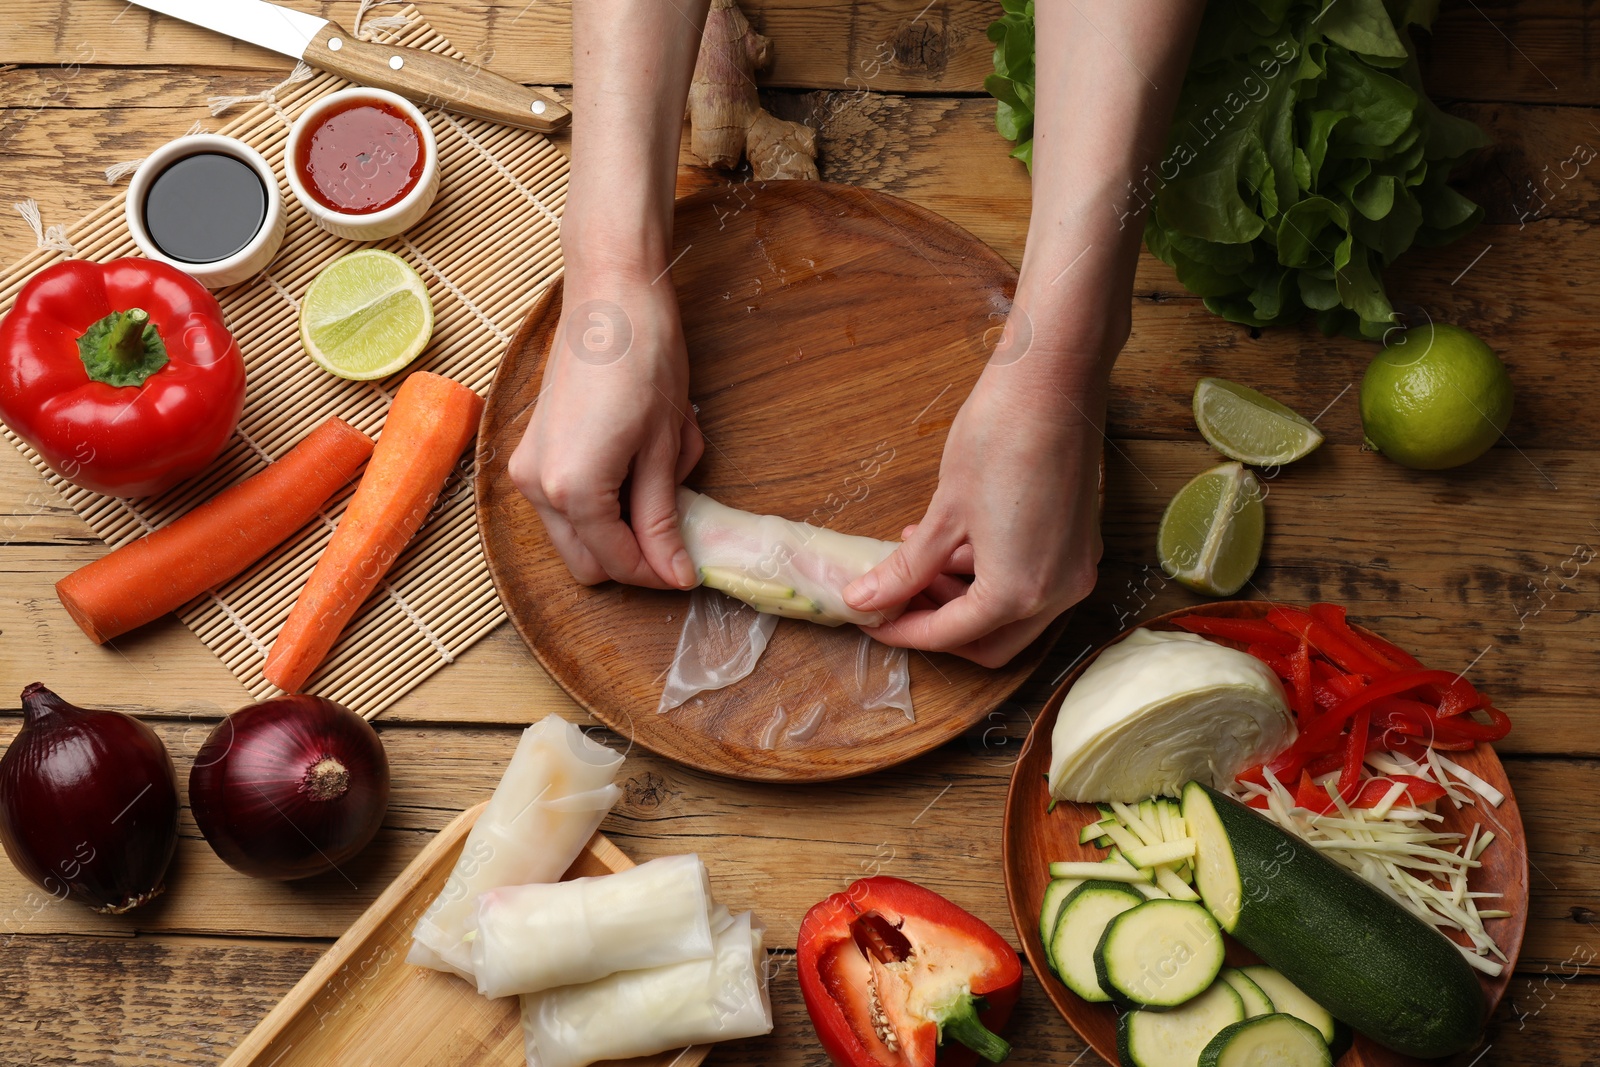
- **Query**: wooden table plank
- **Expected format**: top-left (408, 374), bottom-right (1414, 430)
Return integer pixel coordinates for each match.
top-left (7, 440), bottom-right (1596, 748)
top-left (3, 931), bottom-right (1598, 1067)
top-left (0, 718), bottom-right (1593, 979)
top-left (7, 73), bottom-right (1600, 266)
top-left (1, 4), bottom-right (1596, 1064)
top-left (3, 0), bottom-right (1597, 106)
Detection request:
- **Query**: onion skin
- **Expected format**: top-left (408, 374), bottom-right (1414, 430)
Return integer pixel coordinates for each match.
top-left (0, 684), bottom-right (179, 913)
top-left (190, 695), bottom-right (389, 881)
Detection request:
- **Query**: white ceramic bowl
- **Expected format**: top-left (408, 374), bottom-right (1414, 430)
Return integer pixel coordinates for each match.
top-left (124, 134), bottom-right (286, 289)
top-left (284, 87), bottom-right (440, 242)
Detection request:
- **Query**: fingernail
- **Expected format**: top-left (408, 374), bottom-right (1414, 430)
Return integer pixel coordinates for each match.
top-left (847, 573), bottom-right (878, 607)
top-left (673, 550), bottom-right (697, 589)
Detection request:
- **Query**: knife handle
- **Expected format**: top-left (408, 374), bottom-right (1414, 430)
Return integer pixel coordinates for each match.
top-left (304, 23), bottom-right (570, 134)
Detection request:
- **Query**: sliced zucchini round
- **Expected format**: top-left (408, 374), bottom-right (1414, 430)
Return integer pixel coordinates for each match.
top-left (1199, 1012), bottom-right (1332, 1067)
top-left (1094, 898), bottom-right (1225, 1009)
top-left (1238, 966), bottom-right (1336, 1045)
top-left (1118, 980), bottom-right (1245, 1067)
top-left (1218, 966), bottom-right (1275, 1018)
top-left (1039, 878), bottom-right (1083, 947)
top-left (1048, 880), bottom-right (1144, 1002)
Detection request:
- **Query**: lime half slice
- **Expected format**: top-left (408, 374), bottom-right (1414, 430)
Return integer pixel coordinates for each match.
top-left (1193, 377), bottom-right (1323, 467)
top-left (300, 249), bottom-right (434, 380)
top-left (1157, 461), bottom-right (1266, 597)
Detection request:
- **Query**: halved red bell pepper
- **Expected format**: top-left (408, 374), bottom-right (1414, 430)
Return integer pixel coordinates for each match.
top-left (797, 877), bottom-right (1020, 1067)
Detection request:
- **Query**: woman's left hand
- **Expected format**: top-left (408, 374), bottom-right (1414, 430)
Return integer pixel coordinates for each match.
top-left (843, 323), bottom-right (1112, 668)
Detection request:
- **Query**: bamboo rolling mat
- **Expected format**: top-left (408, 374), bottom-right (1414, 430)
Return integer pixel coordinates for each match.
top-left (0, 5), bottom-right (566, 718)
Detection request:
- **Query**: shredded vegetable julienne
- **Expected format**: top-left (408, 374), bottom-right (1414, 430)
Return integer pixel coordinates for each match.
top-left (1230, 758), bottom-right (1508, 976)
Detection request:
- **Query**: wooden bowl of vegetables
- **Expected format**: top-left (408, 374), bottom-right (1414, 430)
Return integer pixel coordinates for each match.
top-left (1002, 601), bottom-right (1528, 1067)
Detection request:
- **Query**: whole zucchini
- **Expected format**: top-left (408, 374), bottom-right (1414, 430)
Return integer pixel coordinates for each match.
top-left (1181, 782), bottom-right (1486, 1057)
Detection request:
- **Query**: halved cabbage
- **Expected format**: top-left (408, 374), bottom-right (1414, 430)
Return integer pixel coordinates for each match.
top-left (1048, 629), bottom-right (1294, 803)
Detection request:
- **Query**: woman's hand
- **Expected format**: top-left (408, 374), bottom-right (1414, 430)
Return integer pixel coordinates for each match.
top-left (843, 319), bottom-right (1112, 668)
top-left (513, 0), bottom-right (714, 590)
top-left (509, 267), bottom-right (703, 590)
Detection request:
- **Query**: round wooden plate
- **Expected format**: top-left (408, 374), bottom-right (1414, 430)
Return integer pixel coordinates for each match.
top-left (1002, 601), bottom-right (1529, 1067)
top-left (476, 182), bottom-right (1062, 782)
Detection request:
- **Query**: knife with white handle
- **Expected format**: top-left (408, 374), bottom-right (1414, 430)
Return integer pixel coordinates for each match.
top-left (124, 0), bottom-right (570, 133)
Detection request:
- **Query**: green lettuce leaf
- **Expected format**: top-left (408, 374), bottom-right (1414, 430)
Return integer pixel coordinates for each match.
top-left (982, 0), bottom-right (1488, 337)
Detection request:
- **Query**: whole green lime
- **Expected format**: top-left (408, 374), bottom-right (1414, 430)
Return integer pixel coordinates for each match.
top-left (1359, 324), bottom-right (1513, 470)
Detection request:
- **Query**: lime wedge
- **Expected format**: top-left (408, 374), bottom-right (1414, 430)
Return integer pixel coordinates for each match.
top-left (299, 249), bottom-right (434, 380)
top-left (1192, 377), bottom-right (1323, 466)
top-left (1157, 461), bottom-right (1265, 597)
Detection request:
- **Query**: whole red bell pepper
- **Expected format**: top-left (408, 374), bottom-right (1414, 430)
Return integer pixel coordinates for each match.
top-left (0, 259), bottom-right (246, 497)
top-left (798, 876), bottom-right (1021, 1067)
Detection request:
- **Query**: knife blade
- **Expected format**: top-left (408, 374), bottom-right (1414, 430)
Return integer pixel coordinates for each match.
top-left (124, 0), bottom-right (570, 133)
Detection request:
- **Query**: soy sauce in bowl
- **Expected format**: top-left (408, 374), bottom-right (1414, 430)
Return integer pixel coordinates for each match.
top-left (143, 152), bottom-right (269, 264)
top-left (294, 96), bottom-right (426, 215)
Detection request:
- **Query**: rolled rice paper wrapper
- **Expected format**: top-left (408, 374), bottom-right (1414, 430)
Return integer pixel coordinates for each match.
top-left (408, 714), bottom-right (624, 979)
top-left (471, 853), bottom-right (716, 998)
top-left (677, 488), bottom-right (903, 628)
top-left (520, 910), bottom-right (773, 1067)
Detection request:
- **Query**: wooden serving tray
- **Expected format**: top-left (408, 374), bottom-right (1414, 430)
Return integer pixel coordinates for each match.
top-left (220, 802), bottom-right (708, 1067)
top-left (476, 181), bottom-right (1063, 782)
top-left (1003, 601), bottom-right (1529, 1067)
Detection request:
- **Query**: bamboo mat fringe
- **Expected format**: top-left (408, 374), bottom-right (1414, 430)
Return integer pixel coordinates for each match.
top-left (0, 5), bottom-right (566, 719)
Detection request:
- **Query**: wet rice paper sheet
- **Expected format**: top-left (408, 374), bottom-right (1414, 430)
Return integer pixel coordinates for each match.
top-left (658, 587), bottom-right (913, 732)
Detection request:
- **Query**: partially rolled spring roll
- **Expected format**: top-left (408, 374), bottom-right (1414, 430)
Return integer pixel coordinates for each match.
top-left (409, 714), bottom-right (624, 979)
top-left (677, 487), bottom-right (903, 627)
top-left (471, 853), bottom-right (716, 999)
top-left (521, 909), bottom-right (773, 1067)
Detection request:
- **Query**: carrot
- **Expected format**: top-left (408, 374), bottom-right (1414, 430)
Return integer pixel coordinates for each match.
top-left (55, 417), bottom-right (375, 644)
top-left (264, 373), bottom-right (484, 692)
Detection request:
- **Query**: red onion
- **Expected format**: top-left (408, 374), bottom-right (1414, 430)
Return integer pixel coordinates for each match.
top-left (0, 684), bottom-right (179, 913)
top-left (190, 694), bottom-right (389, 880)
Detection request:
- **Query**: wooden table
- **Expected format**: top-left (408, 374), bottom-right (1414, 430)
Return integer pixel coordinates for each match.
top-left (2, 2), bottom-right (1597, 1063)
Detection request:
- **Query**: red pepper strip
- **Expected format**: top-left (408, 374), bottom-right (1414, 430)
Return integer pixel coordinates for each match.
top-left (1350, 775), bottom-right (1449, 808)
top-left (1174, 615), bottom-right (1300, 654)
top-left (1267, 728), bottom-right (1344, 784)
top-left (1327, 672), bottom-right (1366, 699)
top-left (1435, 677), bottom-right (1485, 718)
top-left (1236, 763), bottom-right (1267, 787)
top-left (1246, 644), bottom-right (1292, 679)
top-left (1358, 630), bottom-right (1424, 670)
top-left (1295, 771), bottom-right (1339, 813)
top-left (1268, 608), bottom-right (1390, 678)
top-left (1370, 697), bottom-right (1438, 734)
top-left (1430, 704), bottom-right (1513, 742)
top-left (1245, 794), bottom-right (1271, 810)
top-left (1300, 669), bottom-right (1470, 748)
top-left (1290, 640), bottom-right (1314, 720)
top-left (1310, 603), bottom-right (1410, 673)
top-left (1305, 750), bottom-right (1345, 778)
top-left (1340, 709), bottom-right (1371, 798)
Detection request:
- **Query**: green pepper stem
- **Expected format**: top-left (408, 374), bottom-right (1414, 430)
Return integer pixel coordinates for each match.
top-left (105, 309), bottom-right (151, 368)
top-left (936, 994), bottom-right (1011, 1064)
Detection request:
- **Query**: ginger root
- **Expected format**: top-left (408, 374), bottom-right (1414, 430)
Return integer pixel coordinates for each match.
top-left (687, 0), bottom-right (819, 181)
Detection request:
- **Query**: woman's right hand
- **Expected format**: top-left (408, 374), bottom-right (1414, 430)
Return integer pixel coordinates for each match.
top-left (509, 264), bottom-right (704, 590)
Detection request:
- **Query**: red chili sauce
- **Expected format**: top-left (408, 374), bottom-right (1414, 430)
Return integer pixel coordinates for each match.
top-left (295, 97), bottom-right (425, 215)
